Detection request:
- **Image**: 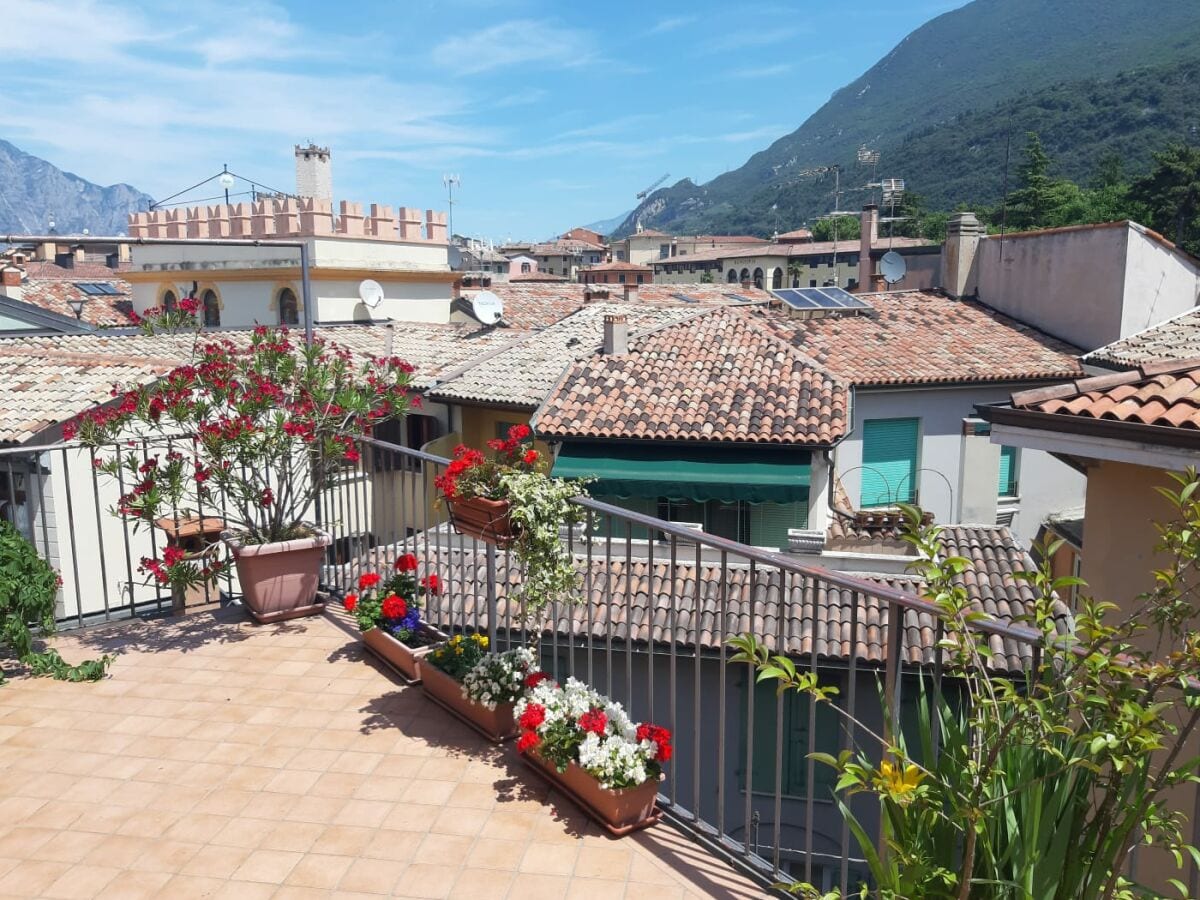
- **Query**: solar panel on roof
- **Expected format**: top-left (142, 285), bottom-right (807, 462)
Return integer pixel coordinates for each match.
top-left (74, 283), bottom-right (121, 296)
top-left (772, 287), bottom-right (872, 312)
top-left (773, 289), bottom-right (820, 309)
top-left (723, 293), bottom-right (753, 303)
top-left (670, 292), bottom-right (698, 303)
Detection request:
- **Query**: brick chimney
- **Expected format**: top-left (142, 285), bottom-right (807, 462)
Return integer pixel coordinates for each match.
top-left (942, 212), bottom-right (985, 298)
top-left (603, 313), bottom-right (628, 355)
top-left (1, 265), bottom-right (22, 301)
top-left (622, 282), bottom-right (639, 303)
top-left (857, 204), bottom-right (878, 293)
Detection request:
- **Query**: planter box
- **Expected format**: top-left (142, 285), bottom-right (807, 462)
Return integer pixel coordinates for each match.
top-left (420, 661), bottom-right (517, 743)
top-left (524, 751), bottom-right (662, 836)
top-left (362, 624), bottom-right (447, 684)
top-left (447, 496), bottom-right (516, 547)
top-left (224, 529), bottom-right (331, 624)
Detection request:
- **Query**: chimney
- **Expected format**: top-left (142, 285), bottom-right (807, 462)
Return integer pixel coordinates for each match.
top-left (54, 251), bottom-right (74, 270)
top-left (105, 252), bottom-right (121, 270)
top-left (603, 314), bottom-right (628, 355)
top-left (956, 418), bottom-right (999, 525)
top-left (857, 204), bottom-right (878, 293)
top-left (942, 212), bottom-right (984, 298)
top-left (1, 265), bottom-right (22, 301)
top-left (623, 282), bottom-right (639, 303)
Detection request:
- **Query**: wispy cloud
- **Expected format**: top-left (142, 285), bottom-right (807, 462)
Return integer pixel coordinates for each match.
top-left (646, 16), bottom-right (695, 35)
top-left (431, 19), bottom-right (597, 75)
top-left (728, 63), bottom-right (793, 79)
top-left (492, 87), bottom-right (548, 108)
top-left (556, 115), bottom-right (655, 140)
top-left (714, 26), bottom-right (806, 49)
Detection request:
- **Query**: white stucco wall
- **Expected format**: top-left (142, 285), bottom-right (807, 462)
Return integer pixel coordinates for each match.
top-left (833, 385), bottom-right (1085, 548)
top-left (1120, 227), bottom-right (1200, 336)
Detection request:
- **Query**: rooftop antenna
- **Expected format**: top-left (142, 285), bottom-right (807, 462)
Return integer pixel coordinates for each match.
top-left (443, 174), bottom-right (461, 240)
top-left (857, 144), bottom-right (881, 206)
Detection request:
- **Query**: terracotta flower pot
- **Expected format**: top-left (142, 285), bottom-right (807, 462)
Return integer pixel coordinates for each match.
top-left (362, 624), bottom-right (447, 684)
top-left (420, 661), bottom-right (518, 742)
top-left (446, 495), bottom-right (516, 547)
top-left (524, 751), bottom-right (662, 836)
top-left (224, 529), bottom-right (331, 624)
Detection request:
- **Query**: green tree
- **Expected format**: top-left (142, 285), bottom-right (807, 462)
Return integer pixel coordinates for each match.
top-left (1130, 142), bottom-right (1200, 255)
top-left (1005, 132), bottom-right (1056, 229)
top-left (811, 215), bottom-right (860, 243)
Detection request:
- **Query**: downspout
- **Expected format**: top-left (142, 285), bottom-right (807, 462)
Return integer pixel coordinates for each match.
top-left (826, 384), bottom-right (858, 526)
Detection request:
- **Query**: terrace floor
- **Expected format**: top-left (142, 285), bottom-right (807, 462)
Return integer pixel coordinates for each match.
top-left (0, 607), bottom-right (765, 899)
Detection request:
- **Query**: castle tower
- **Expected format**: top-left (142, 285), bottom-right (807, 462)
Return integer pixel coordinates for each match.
top-left (294, 144), bottom-right (332, 201)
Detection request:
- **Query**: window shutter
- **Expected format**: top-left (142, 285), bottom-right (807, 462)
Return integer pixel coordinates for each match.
top-left (998, 445), bottom-right (1018, 497)
top-left (749, 499), bottom-right (810, 548)
top-left (861, 418), bottom-right (919, 507)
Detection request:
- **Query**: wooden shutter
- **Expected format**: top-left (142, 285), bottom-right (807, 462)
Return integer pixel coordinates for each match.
top-left (861, 418), bottom-right (919, 507)
top-left (998, 445), bottom-right (1018, 497)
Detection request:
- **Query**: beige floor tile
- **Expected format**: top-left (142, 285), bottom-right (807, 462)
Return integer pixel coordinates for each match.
top-left (465, 837), bottom-right (523, 872)
top-left (431, 804), bottom-right (491, 837)
top-left (127, 838), bottom-right (202, 873)
top-left (231, 848), bottom-right (303, 883)
top-left (178, 842), bottom-right (253, 879)
top-left (574, 845), bottom-right (635, 881)
top-left (28, 829), bottom-right (107, 864)
top-left (520, 841), bottom-right (581, 876)
top-left (41, 863), bottom-right (121, 899)
top-left (362, 828), bottom-right (422, 862)
top-left (338, 856), bottom-right (409, 893)
top-left (509, 872), bottom-right (571, 900)
top-left (449, 867), bottom-right (515, 900)
top-left (392, 861), bottom-right (459, 898)
top-left (260, 820), bottom-right (326, 853)
top-left (285, 852), bottom-right (354, 889)
top-left (92, 869), bottom-right (172, 900)
top-left (2, 859), bottom-right (73, 898)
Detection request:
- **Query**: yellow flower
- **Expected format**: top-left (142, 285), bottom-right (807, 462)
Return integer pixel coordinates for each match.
top-left (876, 760), bottom-right (923, 800)
top-left (480, 636), bottom-right (489, 647)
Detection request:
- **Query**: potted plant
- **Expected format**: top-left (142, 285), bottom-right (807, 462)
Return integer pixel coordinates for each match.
top-left (435, 425), bottom-right (589, 620)
top-left (515, 676), bottom-right (672, 835)
top-left (422, 636), bottom-right (539, 742)
top-left (68, 306), bottom-right (415, 624)
top-left (345, 553), bottom-right (446, 682)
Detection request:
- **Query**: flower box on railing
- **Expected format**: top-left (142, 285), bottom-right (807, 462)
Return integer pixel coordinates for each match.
top-left (523, 751), bottom-right (662, 836)
top-left (362, 624), bottom-right (446, 684)
top-left (420, 660), bottom-right (518, 742)
top-left (445, 495), bottom-right (516, 548)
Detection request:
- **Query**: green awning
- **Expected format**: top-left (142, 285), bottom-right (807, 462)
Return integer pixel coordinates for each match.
top-left (552, 442), bottom-right (811, 504)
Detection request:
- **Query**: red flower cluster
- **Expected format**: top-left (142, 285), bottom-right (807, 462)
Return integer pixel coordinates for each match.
top-left (636, 723), bottom-right (674, 762)
top-left (578, 708), bottom-right (608, 736)
top-left (524, 671), bottom-right (551, 689)
top-left (343, 593), bottom-right (359, 612)
top-left (421, 574), bottom-right (441, 594)
top-left (518, 703), bottom-right (546, 730)
top-left (395, 553), bottom-right (418, 572)
top-left (358, 572), bottom-right (381, 591)
top-left (517, 732), bottom-right (540, 754)
top-left (433, 445), bottom-right (485, 500)
top-left (381, 594), bottom-right (407, 620)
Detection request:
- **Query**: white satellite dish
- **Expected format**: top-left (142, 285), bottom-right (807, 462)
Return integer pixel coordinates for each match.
top-left (879, 250), bottom-right (907, 285)
top-left (358, 279), bottom-right (384, 309)
top-left (471, 290), bottom-right (504, 325)
top-left (218, 172), bottom-right (236, 189)
top-left (447, 245), bottom-right (463, 269)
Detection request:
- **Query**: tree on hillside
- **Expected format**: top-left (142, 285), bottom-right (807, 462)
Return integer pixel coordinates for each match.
top-left (1130, 142), bottom-right (1200, 256)
top-left (811, 215), bottom-right (860, 243)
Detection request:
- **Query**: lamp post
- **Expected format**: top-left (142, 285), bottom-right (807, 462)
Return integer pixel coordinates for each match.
top-left (66, 296), bottom-right (86, 321)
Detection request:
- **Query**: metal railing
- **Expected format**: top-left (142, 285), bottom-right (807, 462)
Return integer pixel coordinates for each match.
top-left (3, 434), bottom-right (1190, 894)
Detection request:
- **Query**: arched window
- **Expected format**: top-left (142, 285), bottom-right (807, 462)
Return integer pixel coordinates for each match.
top-left (520, 262), bottom-right (531, 274)
top-left (726, 269), bottom-right (738, 283)
top-left (771, 268), bottom-right (783, 289)
top-left (278, 288), bottom-right (299, 326)
top-left (162, 290), bottom-right (178, 313)
top-left (739, 268), bottom-right (750, 284)
top-left (202, 289), bottom-right (220, 327)
top-left (753, 268), bottom-right (764, 289)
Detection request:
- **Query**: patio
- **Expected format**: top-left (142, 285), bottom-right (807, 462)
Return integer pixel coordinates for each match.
top-left (0, 607), bottom-right (764, 900)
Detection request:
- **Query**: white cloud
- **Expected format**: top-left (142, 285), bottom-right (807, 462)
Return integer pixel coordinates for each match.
top-left (714, 26), bottom-right (806, 49)
top-left (728, 63), bottom-right (793, 79)
top-left (646, 16), bottom-right (695, 35)
top-left (431, 20), bottom-right (597, 75)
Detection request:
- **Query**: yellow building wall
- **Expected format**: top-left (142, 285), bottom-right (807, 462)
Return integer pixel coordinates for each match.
top-left (458, 405), bottom-right (552, 461)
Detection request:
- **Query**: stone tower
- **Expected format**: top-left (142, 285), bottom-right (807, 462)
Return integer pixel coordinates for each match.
top-left (294, 144), bottom-right (332, 201)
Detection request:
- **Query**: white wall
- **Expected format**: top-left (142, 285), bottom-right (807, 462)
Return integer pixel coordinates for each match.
top-left (1120, 227), bottom-right (1200, 336)
top-left (834, 385), bottom-right (1084, 548)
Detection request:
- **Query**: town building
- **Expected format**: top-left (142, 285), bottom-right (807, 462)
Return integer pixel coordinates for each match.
top-left (525, 238), bottom-right (607, 281)
top-left (0, 240), bottom-right (134, 333)
top-left (579, 261), bottom-right (651, 285)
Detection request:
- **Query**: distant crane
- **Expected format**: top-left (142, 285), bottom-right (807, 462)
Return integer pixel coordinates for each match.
top-left (636, 173), bottom-right (670, 200)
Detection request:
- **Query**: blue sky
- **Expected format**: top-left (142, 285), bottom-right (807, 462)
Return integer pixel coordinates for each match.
top-left (1, 0), bottom-right (966, 240)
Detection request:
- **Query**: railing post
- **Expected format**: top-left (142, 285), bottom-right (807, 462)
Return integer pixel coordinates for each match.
top-left (485, 541), bottom-right (498, 649)
top-left (880, 598), bottom-right (904, 867)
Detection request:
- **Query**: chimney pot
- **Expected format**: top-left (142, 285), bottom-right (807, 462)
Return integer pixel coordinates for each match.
top-left (603, 313), bottom-right (629, 355)
top-left (54, 251), bottom-right (74, 270)
top-left (943, 211), bottom-right (985, 298)
top-left (857, 204), bottom-right (878, 293)
top-left (622, 282), bottom-right (639, 303)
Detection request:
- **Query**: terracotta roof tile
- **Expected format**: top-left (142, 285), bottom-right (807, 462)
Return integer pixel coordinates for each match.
top-left (1013, 360), bottom-right (1200, 430)
top-left (752, 290), bottom-right (1084, 387)
top-left (651, 236), bottom-right (930, 267)
top-left (14, 274), bottom-right (136, 327)
top-left (1086, 307), bottom-right (1200, 368)
top-left (534, 307), bottom-right (848, 444)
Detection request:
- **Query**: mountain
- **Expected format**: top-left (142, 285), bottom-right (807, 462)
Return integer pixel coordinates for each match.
top-left (580, 210), bottom-right (632, 239)
top-left (618, 0), bottom-right (1200, 237)
top-left (0, 139), bottom-right (153, 236)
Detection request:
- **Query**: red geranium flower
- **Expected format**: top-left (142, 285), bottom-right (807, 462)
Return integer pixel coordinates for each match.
top-left (381, 594), bottom-right (407, 619)
top-left (524, 671), bottom-right (550, 689)
top-left (578, 708), bottom-right (608, 736)
top-left (637, 723), bottom-right (673, 762)
top-left (358, 572), bottom-right (381, 591)
top-left (395, 553), bottom-right (418, 572)
top-left (518, 703), bottom-right (545, 730)
top-left (343, 593), bottom-right (359, 612)
top-left (517, 732), bottom-right (540, 754)
top-left (523, 449), bottom-right (539, 465)
top-left (421, 574), bottom-right (441, 594)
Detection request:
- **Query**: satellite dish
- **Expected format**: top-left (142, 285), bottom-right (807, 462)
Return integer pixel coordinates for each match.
top-left (447, 245), bottom-right (463, 269)
top-left (471, 290), bottom-right (504, 325)
top-left (879, 250), bottom-right (907, 285)
top-left (358, 279), bottom-right (384, 308)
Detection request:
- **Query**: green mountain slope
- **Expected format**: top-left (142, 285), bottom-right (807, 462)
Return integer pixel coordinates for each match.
top-left (619, 0), bottom-right (1200, 237)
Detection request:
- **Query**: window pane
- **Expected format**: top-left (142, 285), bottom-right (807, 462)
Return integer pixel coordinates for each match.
top-left (861, 418), bottom-right (919, 507)
top-left (998, 445), bottom-right (1019, 497)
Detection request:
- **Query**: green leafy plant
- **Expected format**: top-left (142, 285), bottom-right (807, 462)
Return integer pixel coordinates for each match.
top-left (730, 470), bottom-right (1200, 899)
top-left (0, 521), bottom-right (110, 684)
top-left (426, 633), bottom-right (490, 681)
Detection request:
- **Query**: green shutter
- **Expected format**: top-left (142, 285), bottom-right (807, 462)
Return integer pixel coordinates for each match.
top-left (998, 445), bottom-right (1019, 497)
top-left (745, 679), bottom-right (839, 796)
top-left (861, 418), bottom-right (919, 507)
top-left (749, 498), bottom-right (810, 548)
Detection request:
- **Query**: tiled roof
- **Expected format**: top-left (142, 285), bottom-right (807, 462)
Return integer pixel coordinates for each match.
top-left (17, 276), bottom-right (136, 327)
top-left (776, 229), bottom-right (813, 241)
top-left (753, 290), bottom-right (1084, 387)
top-left (467, 281), bottom-right (773, 330)
top-left (377, 522), bottom-right (1065, 671)
top-left (0, 347), bottom-right (175, 444)
top-left (1085, 307), bottom-right (1200, 368)
top-left (509, 272), bottom-right (570, 283)
top-left (534, 307), bottom-right (848, 444)
top-left (580, 261), bottom-right (651, 272)
top-left (627, 229), bottom-right (669, 238)
top-left (1010, 359), bottom-right (1200, 430)
top-left (428, 304), bottom-right (702, 408)
top-left (529, 239), bottom-right (607, 255)
top-left (0, 322), bottom-right (520, 442)
top-left (22, 260), bottom-right (133, 279)
top-left (652, 236), bottom-right (929, 267)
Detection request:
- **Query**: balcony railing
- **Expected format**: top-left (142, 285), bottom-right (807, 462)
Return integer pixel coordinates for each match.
top-left (3, 434), bottom-right (1185, 895)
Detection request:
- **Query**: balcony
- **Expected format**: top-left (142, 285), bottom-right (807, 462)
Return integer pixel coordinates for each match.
top-left (0, 436), bottom-right (1061, 897)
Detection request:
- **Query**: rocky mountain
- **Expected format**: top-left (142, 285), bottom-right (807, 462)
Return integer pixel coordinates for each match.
top-left (617, 0), bottom-right (1200, 237)
top-left (0, 139), bottom-right (152, 237)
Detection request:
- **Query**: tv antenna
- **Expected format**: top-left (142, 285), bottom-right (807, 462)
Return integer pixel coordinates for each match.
top-left (443, 175), bottom-right (460, 240)
top-left (149, 164), bottom-right (295, 210)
